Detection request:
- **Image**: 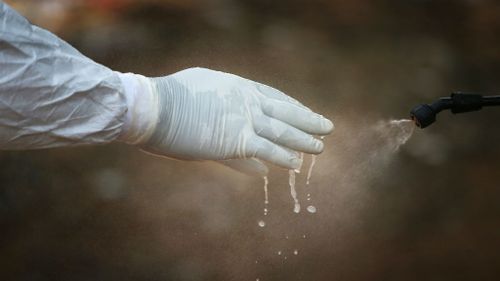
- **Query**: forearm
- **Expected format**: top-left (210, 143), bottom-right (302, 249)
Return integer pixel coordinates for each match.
top-left (0, 2), bottom-right (127, 149)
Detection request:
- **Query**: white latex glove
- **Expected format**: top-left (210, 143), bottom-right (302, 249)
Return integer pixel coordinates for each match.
top-left (117, 68), bottom-right (334, 176)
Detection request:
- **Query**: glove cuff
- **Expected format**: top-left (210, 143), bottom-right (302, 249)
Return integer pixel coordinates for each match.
top-left (116, 72), bottom-right (159, 145)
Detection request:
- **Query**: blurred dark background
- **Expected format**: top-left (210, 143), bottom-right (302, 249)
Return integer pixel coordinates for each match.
top-left (1, 0), bottom-right (499, 280)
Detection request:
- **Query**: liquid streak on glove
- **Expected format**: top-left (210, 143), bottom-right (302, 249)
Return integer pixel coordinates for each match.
top-left (118, 68), bottom-right (334, 175)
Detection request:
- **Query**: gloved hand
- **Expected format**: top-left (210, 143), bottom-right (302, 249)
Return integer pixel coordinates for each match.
top-left (117, 68), bottom-right (334, 176)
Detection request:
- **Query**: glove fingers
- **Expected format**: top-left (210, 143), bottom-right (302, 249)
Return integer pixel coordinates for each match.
top-left (261, 98), bottom-right (334, 135)
top-left (217, 158), bottom-right (268, 177)
top-left (254, 115), bottom-right (324, 154)
top-left (246, 135), bottom-right (303, 170)
top-left (254, 82), bottom-right (311, 111)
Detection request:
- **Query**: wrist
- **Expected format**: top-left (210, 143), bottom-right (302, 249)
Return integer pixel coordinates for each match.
top-left (116, 72), bottom-right (158, 144)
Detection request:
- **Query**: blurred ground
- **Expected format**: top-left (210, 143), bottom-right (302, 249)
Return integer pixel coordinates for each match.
top-left (1, 0), bottom-right (500, 280)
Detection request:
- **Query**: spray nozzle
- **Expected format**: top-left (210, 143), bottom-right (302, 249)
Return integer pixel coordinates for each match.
top-left (410, 92), bottom-right (500, 128)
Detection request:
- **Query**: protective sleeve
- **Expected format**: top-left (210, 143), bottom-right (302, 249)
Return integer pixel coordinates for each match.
top-left (0, 2), bottom-right (127, 149)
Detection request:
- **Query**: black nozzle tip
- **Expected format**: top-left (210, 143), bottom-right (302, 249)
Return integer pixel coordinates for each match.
top-left (410, 104), bottom-right (436, 128)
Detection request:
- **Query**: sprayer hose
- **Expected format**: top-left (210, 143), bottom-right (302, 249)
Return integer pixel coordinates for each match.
top-left (482, 95), bottom-right (500, 107)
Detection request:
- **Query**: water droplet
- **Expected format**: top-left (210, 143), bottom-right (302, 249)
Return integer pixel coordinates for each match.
top-left (258, 220), bottom-right (266, 227)
top-left (306, 154), bottom-right (317, 185)
top-left (307, 205), bottom-right (317, 213)
top-left (294, 152), bottom-right (304, 173)
top-left (293, 204), bottom-right (301, 213)
top-left (302, 234), bottom-right (306, 239)
top-left (289, 170), bottom-right (301, 213)
top-left (294, 249), bottom-right (298, 255)
top-left (277, 251), bottom-right (282, 255)
top-left (263, 176), bottom-right (269, 204)
top-left (263, 176), bottom-right (269, 218)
